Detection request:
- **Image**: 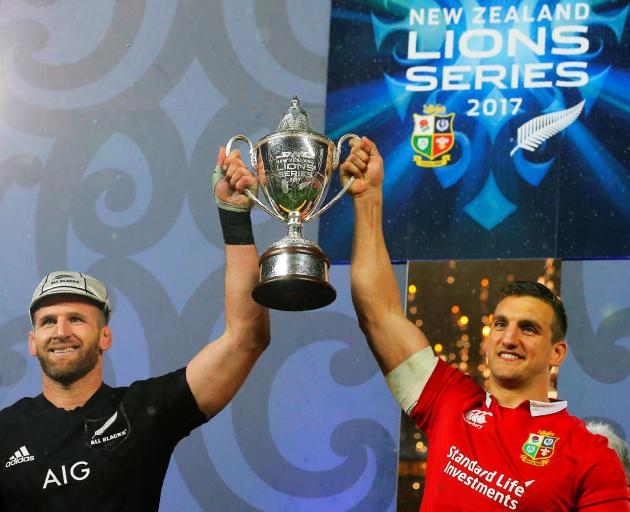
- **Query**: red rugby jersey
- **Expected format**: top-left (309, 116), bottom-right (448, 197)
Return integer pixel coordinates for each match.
top-left (411, 359), bottom-right (630, 511)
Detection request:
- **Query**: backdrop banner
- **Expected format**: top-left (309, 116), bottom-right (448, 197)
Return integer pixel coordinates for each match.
top-left (321, 0), bottom-right (630, 261)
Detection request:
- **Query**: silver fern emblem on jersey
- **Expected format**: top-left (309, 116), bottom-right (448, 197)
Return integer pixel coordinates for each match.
top-left (510, 100), bottom-right (585, 157)
top-left (92, 411), bottom-right (118, 438)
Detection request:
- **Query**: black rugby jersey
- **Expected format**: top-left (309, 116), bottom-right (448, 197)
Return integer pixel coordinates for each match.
top-left (0, 368), bottom-right (207, 511)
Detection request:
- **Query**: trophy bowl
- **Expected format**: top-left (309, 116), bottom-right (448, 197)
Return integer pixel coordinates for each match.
top-left (226, 96), bottom-right (359, 311)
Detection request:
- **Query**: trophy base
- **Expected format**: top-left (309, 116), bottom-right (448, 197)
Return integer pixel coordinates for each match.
top-left (252, 239), bottom-right (336, 311)
top-left (253, 276), bottom-right (336, 311)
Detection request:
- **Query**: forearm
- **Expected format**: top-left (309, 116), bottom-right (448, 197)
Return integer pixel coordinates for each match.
top-left (351, 192), bottom-right (403, 327)
top-left (186, 243), bottom-right (269, 417)
top-left (224, 244), bottom-right (270, 351)
top-left (187, 148), bottom-right (270, 417)
top-left (350, 192), bottom-right (430, 373)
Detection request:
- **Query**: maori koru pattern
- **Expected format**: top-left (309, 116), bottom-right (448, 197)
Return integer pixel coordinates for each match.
top-left (0, 1), bottom-right (397, 510)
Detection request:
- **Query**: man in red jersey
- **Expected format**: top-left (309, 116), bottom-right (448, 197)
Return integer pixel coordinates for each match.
top-left (340, 137), bottom-right (630, 511)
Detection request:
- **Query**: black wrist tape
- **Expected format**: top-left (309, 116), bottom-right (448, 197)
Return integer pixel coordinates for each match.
top-left (218, 208), bottom-right (255, 245)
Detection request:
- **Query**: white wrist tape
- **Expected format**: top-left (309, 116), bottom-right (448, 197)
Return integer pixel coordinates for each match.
top-left (385, 346), bottom-right (438, 415)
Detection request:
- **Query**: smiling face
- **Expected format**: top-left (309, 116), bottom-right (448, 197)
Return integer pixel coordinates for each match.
top-left (487, 295), bottom-right (567, 395)
top-left (29, 295), bottom-right (111, 386)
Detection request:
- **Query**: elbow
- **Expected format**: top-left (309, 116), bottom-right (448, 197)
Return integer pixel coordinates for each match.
top-left (245, 316), bottom-right (270, 354)
top-left (353, 296), bottom-right (400, 331)
top-left (357, 314), bottom-right (378, 340)
top-left (235, 313), bottom-right (271, 354)
top-left (257, 312), bottom-right (271, 351)
top-left (355, 307), bottom-right (382, 340)
top-left (256, 326), bottom-right (271, 352)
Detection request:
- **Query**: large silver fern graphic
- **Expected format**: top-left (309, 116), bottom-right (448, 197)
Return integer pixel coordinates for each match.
top-left (510, 100), bottom-right (585, 157)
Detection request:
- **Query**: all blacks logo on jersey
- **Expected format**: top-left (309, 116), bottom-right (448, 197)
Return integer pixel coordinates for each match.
top-left (84, 405), bottom-right (130, 451)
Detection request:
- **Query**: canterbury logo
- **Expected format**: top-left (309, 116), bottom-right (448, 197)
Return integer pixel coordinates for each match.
top-left (463, 409), bottom-right (493, 429)
top-left (5, 446), bottom-right (35, 467)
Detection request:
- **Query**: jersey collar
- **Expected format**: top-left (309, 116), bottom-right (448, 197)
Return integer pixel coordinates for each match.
top-left (485, 392), bottom-right (568, 416)
top-left (36, 383), bottom-right (111, 413)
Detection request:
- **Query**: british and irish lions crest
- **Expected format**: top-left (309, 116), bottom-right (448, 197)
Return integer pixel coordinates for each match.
top-left (225, 97), bottom-right (359, 311)
top-left (521, 430), bottom-right (559, 467)
top-left (411, 104), bottom-right (455, 167)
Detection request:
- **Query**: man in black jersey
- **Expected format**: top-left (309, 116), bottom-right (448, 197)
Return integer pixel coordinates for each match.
top-left (0, 148), bottom-right (269, 511)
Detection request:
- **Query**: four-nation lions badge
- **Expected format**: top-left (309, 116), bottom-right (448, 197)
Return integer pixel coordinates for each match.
top-left (521, 430), bottom-right (559, 467)
top-left (411, 104), bottom-right (455, 168)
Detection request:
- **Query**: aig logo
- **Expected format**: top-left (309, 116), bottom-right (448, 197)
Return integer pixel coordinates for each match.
top-left (43, 461), bottom-right (90, 489)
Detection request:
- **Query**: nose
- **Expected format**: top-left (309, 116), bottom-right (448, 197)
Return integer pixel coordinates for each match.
top-left (500, 323), bottom-right (518, 346)
top-left (55, 318), bottom-right (70, 338)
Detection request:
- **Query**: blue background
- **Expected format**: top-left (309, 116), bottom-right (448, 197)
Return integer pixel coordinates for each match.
top-left (321, 0), bottom-right (630, 261)
top-left (0, 1), bottom-right (400, 509)
top-left (0, 1), bottom-right (628, 510)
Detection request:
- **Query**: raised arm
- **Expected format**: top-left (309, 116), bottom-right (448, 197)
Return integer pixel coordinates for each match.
top-left (186, 148), bottom-right (270, 417)
top-left (342, 138), bottom-right (431, 375)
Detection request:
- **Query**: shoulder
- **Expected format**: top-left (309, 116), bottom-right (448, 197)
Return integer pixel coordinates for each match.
top-left (110, 368), bottom-right (187, 393)
top-left (412, 358), bottom-right (485, 427)
top-left (561, 416), bottom-right (630, 506)
top-left (428, 358), bottom-right (483, 397)
top-left (104, 368), bottom-right (191, 410)
top-left (109, 369), bottom-right (207, 435)
top-left (561, 414), bottom-right (608, 444)
top-left (0, 395), bottom-right (44, 423)
top-left (126, 368), bottom-right (187, 391)
top-left (560, 414), bottom-right (626, 469)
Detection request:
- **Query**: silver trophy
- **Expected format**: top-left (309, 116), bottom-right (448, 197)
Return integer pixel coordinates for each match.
top-left (225, 96), bottom-right (359, 311)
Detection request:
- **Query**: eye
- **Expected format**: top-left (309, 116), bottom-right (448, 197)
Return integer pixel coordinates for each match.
top-left (40, 318), bottom-right (55, 327)
top-left (69, 316), bottom-right (84, 324)
top-left (493, 320), bottom-right (506, 328)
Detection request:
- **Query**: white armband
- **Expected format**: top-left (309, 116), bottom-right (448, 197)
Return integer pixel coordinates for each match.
top-left (385, 346), bottom-right (438, 415)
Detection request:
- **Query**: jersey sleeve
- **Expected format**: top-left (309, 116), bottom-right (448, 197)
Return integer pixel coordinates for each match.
top-left (385, 347), bottom-right (439, 414)
top-left (131, 368), bottom-right (209, 441)
top-left (576, 433), bottom-right (630, 510)
top-left (410, 358), bottom-right (484, 439)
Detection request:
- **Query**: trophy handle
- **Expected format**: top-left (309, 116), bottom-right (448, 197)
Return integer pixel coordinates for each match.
top-left (225, 135), bottom-right (285, 222)
top-left (225, 134), bottom-right (256, 169)
top-left (305, 133), bottom-right (360, 222)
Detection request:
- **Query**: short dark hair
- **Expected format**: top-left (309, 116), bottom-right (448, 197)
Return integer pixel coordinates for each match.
top-left (497, 281), bottom-right (567, 342)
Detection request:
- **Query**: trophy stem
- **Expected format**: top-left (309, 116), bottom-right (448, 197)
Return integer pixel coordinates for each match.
top-left (287, 211), bottom-right (304, 239)
top-left (252, 208), bottom-right (336, 311)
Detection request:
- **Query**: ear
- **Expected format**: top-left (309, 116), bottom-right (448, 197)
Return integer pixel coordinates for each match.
top-left (99, 326), bottom-right (112, 352)
top-left (550, 340), bottom-right (567, 367)
top-left (28, 331), bottom-right (37, 357)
